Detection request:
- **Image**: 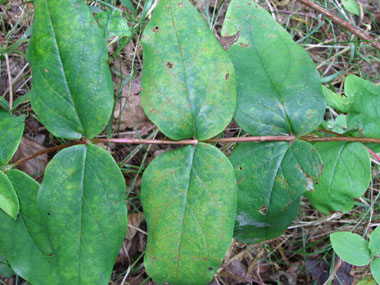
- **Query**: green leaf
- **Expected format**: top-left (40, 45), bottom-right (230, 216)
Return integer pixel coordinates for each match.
top-left (371, 258), bottom-right (380, 284)
top-left (369, 226), bottom-right (380, 257)
top-left (346, 76), bottom-right (380, 138)
top-left (357, 276), bottom-right (377, 285)
top-left (120, 0), bottom-right (137, 15)
top-left (141, 143), bottom-right (236, 284)
top-left (97, 10), bottom-right (131, 38)
top-left (38, 144), bottom-right (127, 284)
top-left (0, 172), bottom-right (19, 220)
top-left (0, 97), bottom-right (9, 110)
top-left (28, 0), bottom-right (114, 139)
top-left (322, 86), bottom-right (352, 113)
top-left (141, 0), bottom-right (236, 141)
top-left (330, 232), bottom-right (371, 266)
top-left (0, 253), bottom-right (14, 278)
top-left (305, 142), bottom-right (371, 214)
top-left (222, 0), bottom-right (325, 136)
top-left (0, 110), bottom-right (24, 166)
top-left (0, 170), bottom-right (57, 284)
top-left (229, 140), bottom-right (322, 243)
top-left (342, 0), bottom-right (361, 16)
top-left (7, 170), bottom-right (52, 255)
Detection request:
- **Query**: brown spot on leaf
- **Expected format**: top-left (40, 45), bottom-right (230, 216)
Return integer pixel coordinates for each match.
top-left (225, 73), bottom-right (229, 80)
top-left (237, 165), bottom-right (243, 171)
top-left (258, 205), bottom-right (267, 215)
top-left (152, 257), bottom-right (157, 261)
top-left (208, 267), bottom-right (213, 271)
top-left (153, 26), bottom-right (159, 32)
top-left (166, 61), bottom-right (174, 69)
top-left (165, 5), bottom-right (170, 9)
top-left (115, 201), bottom-right (119, 205)
top-left (149, 108), bottom-right (155, 114)
top-left (45, 68), bottom-right (49, 73)
top-left (238, 42), bottom-right (249, 47)
top-left (178, 2), bottom-right (183, 7)
top-left (202, 258), bottom-right (207, 261)
top-left (237, 176), bottom-right (246, 185)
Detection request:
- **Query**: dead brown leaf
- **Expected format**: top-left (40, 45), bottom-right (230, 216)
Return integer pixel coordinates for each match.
top-left (12, 136), bottom-right (48, 175)
top-left (113, 80), bottom-right (154, 132)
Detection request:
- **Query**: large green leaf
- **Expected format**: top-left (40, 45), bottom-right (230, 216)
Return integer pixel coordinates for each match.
top-left (38, 144), bottom-right (128, 284)
top-left (0, 171), bottom-right (19, 220)
top-left (330, 232), bottom-right (371, 266)
top-left (28, 0), bottom-right (114, 139)
top-left (141, 0), bottom-right (236, 141)
top-left (305, 142), bottom-right (371, 215)
top-left (229, 141), bottom-right (322, 243)
top-left (141, 143), bottom-right (236, 284)
top-left (222, 0), bottom-right (325, 136)
top-left (0, 170), bottom-right (57, 284)
top-left (0, 110), bottom-right (24, 166)
top-left (346, 76), bottom-right (380, 138)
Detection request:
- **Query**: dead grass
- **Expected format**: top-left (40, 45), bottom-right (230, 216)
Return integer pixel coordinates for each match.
top-left (0, 0), bottom-right (379, 284)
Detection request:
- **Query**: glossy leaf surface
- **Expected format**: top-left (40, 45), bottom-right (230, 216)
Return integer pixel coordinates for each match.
top-left (0, 172), bottom-right (19, 220)
top-left (330, 232), bottom-right (371, 266)
top-left (141, 143), bottom-right (236, 284)
top-left (28, 0), bottom-right (114, 139)
top-left (38, 144), bottom-right (127, 284)
top-left (0, 110), bottom-right (24, 166)
top-left (229, 141), bottom-right (322, 243)
top-left (222, 0), bottom-right (325, 136)
top-left (305, 142), bottom-right (370, 214)
top-left (0, 170), bottom-right (57, 284)
top-left (141, 0), bottom-right (236, 140)
top-left (347, 76), bottom-right (380, 138)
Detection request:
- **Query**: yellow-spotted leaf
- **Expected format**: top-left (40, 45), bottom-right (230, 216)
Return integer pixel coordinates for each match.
top-left (38, 144), bottom-right (127, 284)
top-left (141, 143), bottom-right (236, 284)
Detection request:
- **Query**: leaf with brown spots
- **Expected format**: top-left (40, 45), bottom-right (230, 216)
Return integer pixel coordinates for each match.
top-left (229, 140), bottom-right (322, 243)
top-left (141, 0), bottom-right (236, 140)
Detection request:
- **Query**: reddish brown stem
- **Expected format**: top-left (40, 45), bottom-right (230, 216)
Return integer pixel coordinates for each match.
top-left (300, 136), bottom-right (380, 144)
top-left (297, 0), bottom-right (380, 51)
top-left (11, 140), bottom-right (88, 168)
top-left (91, 138), bottom-right (199, 145)
top-left (10, 135), bottom-right (380, 168)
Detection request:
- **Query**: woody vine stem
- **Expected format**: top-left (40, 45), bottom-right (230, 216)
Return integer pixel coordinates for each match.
top-left (11, 134), bottom-right (380, 168)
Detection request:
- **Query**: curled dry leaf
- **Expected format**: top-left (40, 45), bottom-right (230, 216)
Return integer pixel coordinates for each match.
top-left (12, 136), bottom-right (48, 175)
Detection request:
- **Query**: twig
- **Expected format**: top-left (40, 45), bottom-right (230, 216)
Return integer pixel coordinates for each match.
top-left (92, 138), bottom-right (199, 145)
top-left (11, 140), bottom-right (88, 168)
top-left (297, 0), bottom-right (380, 51)
top-left (0, 33), bottom-right (13, 110)
top-left (11, 135), bottom-right (380, 167)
